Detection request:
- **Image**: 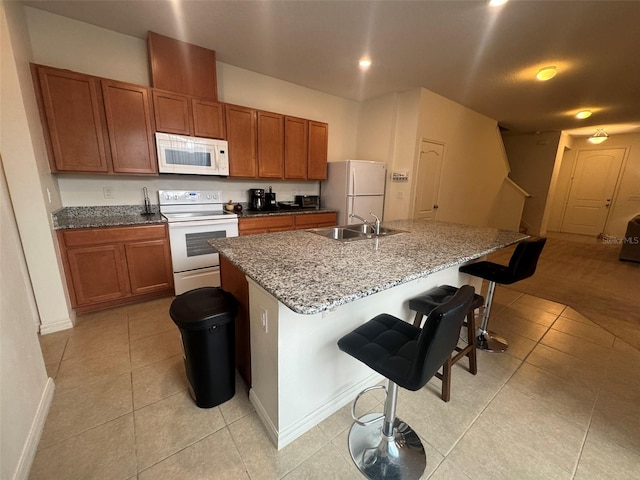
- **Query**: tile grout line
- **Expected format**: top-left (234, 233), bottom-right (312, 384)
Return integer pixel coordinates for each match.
top-left (436, 305), bottom-right (563, 474)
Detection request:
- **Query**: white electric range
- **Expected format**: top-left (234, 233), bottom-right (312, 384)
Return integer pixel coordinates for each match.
top-left (159, 190), bottom-right (238, 295)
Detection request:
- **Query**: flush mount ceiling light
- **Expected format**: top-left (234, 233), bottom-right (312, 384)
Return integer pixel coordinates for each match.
top-left (587, 129), bottom-right (609, 144)
top-left (489, 0), bottom-right (509, 6)
top-left (358, 58), bottom-right (372, 69)
top-left (536, 66), bottom-right (557, 81)
top-left (576, 110), bottom-right (592, 119)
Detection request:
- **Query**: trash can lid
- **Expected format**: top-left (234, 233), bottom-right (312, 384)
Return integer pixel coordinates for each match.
top-left (170, 287), bottom-right (238, 330)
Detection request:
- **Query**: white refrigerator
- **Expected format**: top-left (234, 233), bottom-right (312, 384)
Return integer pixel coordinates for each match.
top-left (321, 160), bottom-right (386, 225)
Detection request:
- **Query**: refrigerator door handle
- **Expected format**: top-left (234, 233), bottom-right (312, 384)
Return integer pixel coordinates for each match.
top-left (351, 168), bottom-right (357, 196)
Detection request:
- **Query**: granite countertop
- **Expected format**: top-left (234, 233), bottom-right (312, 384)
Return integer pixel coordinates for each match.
top-left (210, 219), bottom-right (527, 314)
top-left (52, 205), bottom-right (166, 229)
top-left (237, 208), bottom-right (337, 218)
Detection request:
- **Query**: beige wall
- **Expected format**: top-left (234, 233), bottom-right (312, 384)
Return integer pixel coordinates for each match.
top-left (0, 8), bottom-right (52, 479)
top-left (0, 153), bottom-right (51, 480)
top-left (549, 133), bottom-right (640, 237)
top-left (356, 90), bottom-right (422, 220)
top-left (502, 131), bottom-right (562, 235)
top-left (26, 7), bottom-right (358, 208)
top-left (415, 89), bottom-right (509, 227)
top-left (1, 1), bottom-right (73, 334)
top-left (356, 88), bottom-right (512, 225)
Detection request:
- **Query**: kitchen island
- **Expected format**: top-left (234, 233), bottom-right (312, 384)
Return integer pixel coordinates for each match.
top-left (210, 219), bottom-right (526, 449)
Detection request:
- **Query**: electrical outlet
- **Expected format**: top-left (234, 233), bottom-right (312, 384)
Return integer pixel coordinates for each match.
top-left (396, 191), bottom-right (404, 199)
top-left (103, 187), bottom-right (114, 199)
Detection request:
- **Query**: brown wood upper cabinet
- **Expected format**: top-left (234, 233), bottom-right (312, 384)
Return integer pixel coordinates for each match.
top-left (257, 111), bottom-right (284, 178)
top-left (152, 89), bottom-right (226, 139)
top-left (225, 104), bottom-right (257, 177)
top-left (148, 31), bottom-right (218, 101)
top-left (284, 116), bottom-right (308, 180)
top-left (226, 106), bottom-right (328, 180)
top-left (308, 121), bottom-right (329, 180)
top-left (102, 79), bottom-right (157, 174)
top-left (32, 64), bottom-right (157, 175)
top-left (35, 65), bottom-right (109, 173)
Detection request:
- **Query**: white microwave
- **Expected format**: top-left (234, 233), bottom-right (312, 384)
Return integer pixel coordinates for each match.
top-left (155, 132), bottom-right (229, 176)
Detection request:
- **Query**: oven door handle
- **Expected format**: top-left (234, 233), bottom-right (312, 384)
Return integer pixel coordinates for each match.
top-left (166, 220), bottom-right (238, 229)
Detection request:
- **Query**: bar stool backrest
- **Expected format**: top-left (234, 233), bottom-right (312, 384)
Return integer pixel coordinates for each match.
top-left (408, 285), bottom-right (475, 390)
top-left (507, 237), bottom-right (547, 283)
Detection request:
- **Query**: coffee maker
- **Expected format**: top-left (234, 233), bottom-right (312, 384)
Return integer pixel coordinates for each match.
top-left (249, 188), bottom-right (265, 211)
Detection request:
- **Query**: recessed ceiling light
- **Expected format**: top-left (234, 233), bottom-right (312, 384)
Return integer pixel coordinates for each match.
top-left (576, 110), bottom-right (592, 119)
top-left (489, 0), bottom-right (509, 7)
top-left (536, 66), bottom-right (557, 81)
top-left (359, 58), bottom-right (372, 69)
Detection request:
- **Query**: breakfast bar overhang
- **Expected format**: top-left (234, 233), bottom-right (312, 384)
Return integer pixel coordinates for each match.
top-left (210, 219), bottom-right (527, 449)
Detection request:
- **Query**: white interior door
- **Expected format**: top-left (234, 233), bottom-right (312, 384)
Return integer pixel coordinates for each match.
top-left (560, 148), bottom-right (624, 236)
top-left (413, 140), bottom-right (444, 220)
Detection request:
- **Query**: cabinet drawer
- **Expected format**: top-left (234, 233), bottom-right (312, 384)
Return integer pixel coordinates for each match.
top-left (239, 215), bottom-right (294, 233)
top-left (61, 224), bottom-right (167, 247)
top-left (294, 213), bottom-right (337, 228)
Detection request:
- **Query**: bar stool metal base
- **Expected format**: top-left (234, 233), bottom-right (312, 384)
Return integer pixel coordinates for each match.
top-left (477, 329), bottom-right (508, 353)
top-left (348, 413), bottom-right (426, 480)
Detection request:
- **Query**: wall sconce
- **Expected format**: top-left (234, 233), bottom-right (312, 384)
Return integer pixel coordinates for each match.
top-left (587, 129), bottom-right (609, 144)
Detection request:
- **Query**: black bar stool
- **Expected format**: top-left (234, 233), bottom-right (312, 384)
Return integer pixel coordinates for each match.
top-left (408, 285), bottom-right (484, 402)
top-left (459, 237), bottom-right (546, 352)
top-left (337, 286), bottom-right (475, 480)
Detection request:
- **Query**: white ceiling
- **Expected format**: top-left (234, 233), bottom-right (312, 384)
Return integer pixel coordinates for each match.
top-left (21, 0), bottom-right (640, 135)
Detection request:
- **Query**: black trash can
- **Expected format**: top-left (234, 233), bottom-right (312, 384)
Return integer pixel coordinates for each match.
top-left (170, 287), bottom-right (238, 408)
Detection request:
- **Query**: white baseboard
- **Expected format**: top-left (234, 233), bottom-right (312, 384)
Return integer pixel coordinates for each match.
top-left (250, 371), bottom-right (382, 450)
top-left (12, 378), bottom-right (55, 480)
top-left (39, 318), bottom-right (73, 335)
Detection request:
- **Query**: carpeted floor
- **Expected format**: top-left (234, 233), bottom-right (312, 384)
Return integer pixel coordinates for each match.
top-left (487, 232), bottom-right (640, 351)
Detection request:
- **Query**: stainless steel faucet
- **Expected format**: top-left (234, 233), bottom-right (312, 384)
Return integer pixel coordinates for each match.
top-left (369, 212), bottom-right (381, 235)
top-left (349, 213), bottom-right (369, 225)
top-left (349, 213), bottom-right (374, 234)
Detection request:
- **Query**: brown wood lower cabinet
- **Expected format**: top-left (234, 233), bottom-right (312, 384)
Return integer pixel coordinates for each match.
top-left (238, 212), bottom-right (337, 236)
top-left (219, 256), bottom-right (251, 386)
top-left (58, 224), bottom-right (174, 313)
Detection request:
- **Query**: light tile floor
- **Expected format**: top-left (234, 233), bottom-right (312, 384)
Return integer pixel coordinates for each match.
top-left (32, 287), bottom-right (640, 479)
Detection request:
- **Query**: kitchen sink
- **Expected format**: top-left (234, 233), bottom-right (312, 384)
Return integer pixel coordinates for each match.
top-left (307, 224), bottom-right (406, 242)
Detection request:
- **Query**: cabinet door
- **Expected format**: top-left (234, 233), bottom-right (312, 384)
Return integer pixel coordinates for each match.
top-left (238, 215), bottom-right (294, 235)
top-left (294, 212), bottom-right (337, 229)
top-left (308, 121), bottom-right (329, 180)
top-left (67, 245), bottom-right (129, 306)
top-left (192, 98), bottom-right (225, 139)
top-left (148, 31), bottom-right (218, 101)
top-left (284, 116), bottom-right (308, 180)
top-left (125, 239), bottom-right (174, 295)
top-left (36, 66), bottom-right (109, 173)
top-left (225, 104), bottom-right (257, 177)
top-left (152, 89), bottom-right (192, 135)
top-left (257, 111), bottom-right (284, 178)
top-left (102, 80), bottom-right (157, 174)
top-left (220, 256), bottom-right (251, 386)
